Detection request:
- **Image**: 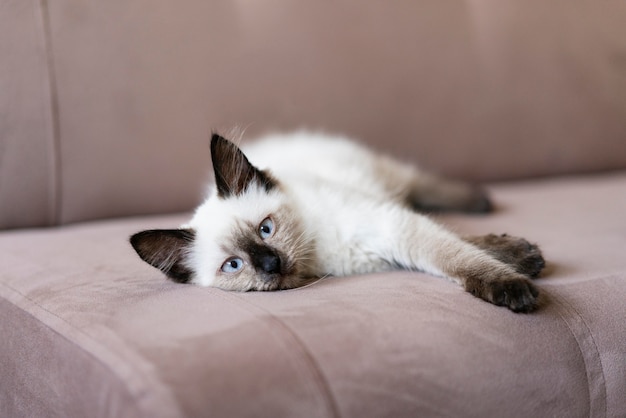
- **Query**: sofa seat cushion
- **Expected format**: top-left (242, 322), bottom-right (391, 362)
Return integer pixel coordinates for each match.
top-left (2, 172), bottom-right (626, 417)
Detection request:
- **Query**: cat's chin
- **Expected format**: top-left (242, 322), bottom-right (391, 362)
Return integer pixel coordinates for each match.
top-left (250, 281), bottom-right (284, 292)
top-left (246, 275), bottom-right (315, 292)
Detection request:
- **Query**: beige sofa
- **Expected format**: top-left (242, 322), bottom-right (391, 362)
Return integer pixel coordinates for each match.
top-left (2, 2), bottom-right (626, 417)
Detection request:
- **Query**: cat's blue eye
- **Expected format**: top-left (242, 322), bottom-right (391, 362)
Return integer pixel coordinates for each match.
top-left (259, 217), bottom-right (274, 239)
top-left (221, 257), bottom-right (244, 273)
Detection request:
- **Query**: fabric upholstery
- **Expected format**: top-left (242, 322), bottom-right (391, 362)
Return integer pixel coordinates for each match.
top-left (0, 0), bottom-right (56, 229)
top-left (2, 172), bottom-right (625, 417)
top-left (2, 1), bottom-right (626, 416)
top-left (2, 1), bottom-right (626, 228)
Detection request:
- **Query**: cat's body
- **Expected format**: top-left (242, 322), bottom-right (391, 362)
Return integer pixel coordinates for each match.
top-left (131, 132), bottom-right (545, 312)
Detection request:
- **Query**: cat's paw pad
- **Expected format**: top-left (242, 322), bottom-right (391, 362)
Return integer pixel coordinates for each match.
top-left (466, 275), bottom-right (539, 313)
top-left (470, 234), bottom-right (546, 278)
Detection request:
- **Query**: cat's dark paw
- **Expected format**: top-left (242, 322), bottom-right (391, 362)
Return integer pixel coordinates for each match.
top-left (465, 274), bottom-right (539, 313)
top-left (465, 233), bottom-right (546, 278)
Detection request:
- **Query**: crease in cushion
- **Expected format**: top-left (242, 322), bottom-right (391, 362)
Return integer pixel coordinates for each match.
top-left (239, 274), bottom-right (595, 417)
top-left (0, 276), bottom-right (339, 418)
top-left (543, 277), bottom-right (626, 418)
top-left (211, 289), bottom-right (341, 418)
top-left (2, 172), bottom-right (626, 416)
top-left (547, 290), bottom-right (607, 417)
top-left (130, 286), bottom-right (338, 418)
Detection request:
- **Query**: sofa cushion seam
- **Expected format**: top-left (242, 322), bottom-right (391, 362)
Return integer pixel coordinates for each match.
top-left (38, 0), bottom-right (63, 226)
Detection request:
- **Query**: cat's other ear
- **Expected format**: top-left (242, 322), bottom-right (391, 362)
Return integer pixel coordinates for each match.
top-left (210, 133), bottom-right (276, 198)
top-left (130, 229), bottom-right (196, 283)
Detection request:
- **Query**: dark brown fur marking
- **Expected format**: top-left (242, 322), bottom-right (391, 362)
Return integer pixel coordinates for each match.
top-left (236, 234), bottom-right (289, 279)
top-left (211, 133), bottom-right (276, 198)
top-left (130, 229), bottom-right (196, 283)
top-left (464, 233), bottom-right (546, 278)
top-left (461, 265), bottom-right (539, 313)
top-left (408, 179), bottom-right (493, 214)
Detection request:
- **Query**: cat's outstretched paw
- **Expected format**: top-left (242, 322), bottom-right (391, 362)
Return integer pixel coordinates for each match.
top-left (465, 274), bottom-right (539, 313)
top-left (465, 233), bottom-right (546, 278)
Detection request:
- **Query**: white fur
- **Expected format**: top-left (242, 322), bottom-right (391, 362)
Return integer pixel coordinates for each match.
top-left (184, 183), bottom-right (286, 286)
top-left (185, 131), bottom-right (515, 288)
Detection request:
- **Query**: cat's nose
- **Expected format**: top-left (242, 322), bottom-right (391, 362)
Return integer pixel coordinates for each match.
top-left (259, 253), bottom-right (281, 274)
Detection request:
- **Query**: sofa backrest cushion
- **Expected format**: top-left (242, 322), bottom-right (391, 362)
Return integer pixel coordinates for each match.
top-left (2, 1), bottom-right (626, 228)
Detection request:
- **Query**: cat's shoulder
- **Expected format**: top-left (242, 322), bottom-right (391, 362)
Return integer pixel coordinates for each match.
top-left (243, 131), bottom-right (372, 160)
top-left (248, 131), bottom-right (362, 149)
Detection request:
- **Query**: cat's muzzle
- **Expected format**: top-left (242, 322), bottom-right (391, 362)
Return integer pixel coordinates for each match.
top-left (258, 252), bottom-right (281, 275)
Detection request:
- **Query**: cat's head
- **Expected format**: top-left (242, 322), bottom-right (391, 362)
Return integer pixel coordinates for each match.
top-left (130, 134), bottom-right (317, 291)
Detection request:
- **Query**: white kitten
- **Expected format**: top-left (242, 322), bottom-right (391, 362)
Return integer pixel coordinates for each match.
top-left (131, 132), bottom-right (545, 312)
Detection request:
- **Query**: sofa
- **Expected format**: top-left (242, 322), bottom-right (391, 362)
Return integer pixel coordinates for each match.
top-left (2, 2), bottom-right (626, 417)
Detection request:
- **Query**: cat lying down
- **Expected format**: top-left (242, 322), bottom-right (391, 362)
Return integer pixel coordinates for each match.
top-left (131, 132), bottom-right (545, 312)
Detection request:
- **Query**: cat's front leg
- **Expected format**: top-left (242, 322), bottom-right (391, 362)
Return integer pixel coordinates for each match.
top-left (384, 211), bottom-right (540, 312)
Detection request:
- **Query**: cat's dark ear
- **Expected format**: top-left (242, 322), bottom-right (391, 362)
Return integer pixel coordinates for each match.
top-left (130, 229), bottom-right (196, 283)
top-left (210, 133), bottom-right (276, 198)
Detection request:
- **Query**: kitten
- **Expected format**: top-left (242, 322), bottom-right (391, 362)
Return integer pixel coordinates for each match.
top-left (131, 132), bottom-right (545, 312)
